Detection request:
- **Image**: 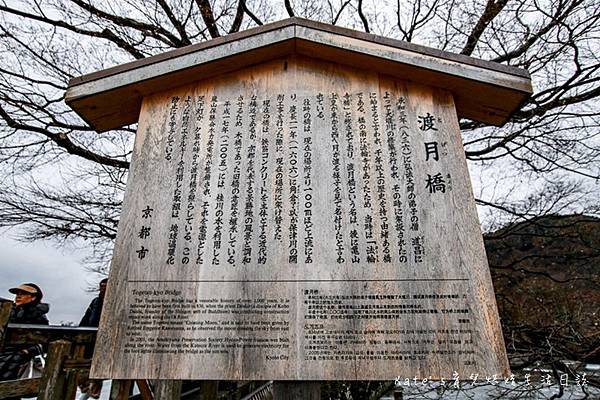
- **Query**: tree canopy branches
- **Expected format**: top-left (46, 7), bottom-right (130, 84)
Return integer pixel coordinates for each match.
top-left (0, 0), bottom-right (598, 265)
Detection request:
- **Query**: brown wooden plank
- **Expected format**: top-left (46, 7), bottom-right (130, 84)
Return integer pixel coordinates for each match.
top-left (64, 344), bottom-right (86, 400)
top-left (154, 380), bottom-right (182, 399)
top-left (200, 381), bottom-right (217, 400)
top-left (272, 382), bottom-right (320, 400)
top-left (63, 357), bottom-right (93, 370)
top-left (110, 380), bottom-right (132, 400)
top-left (0, 301), bottom-right (12, 349)
top-left (135, 380), bottom-right (154, 400)
top-left (0, 378), bottom-right (41, 398)
top-left (37, 340), bottom-right (72, 400)
top-left (4, 324), bottom-right (96, 345)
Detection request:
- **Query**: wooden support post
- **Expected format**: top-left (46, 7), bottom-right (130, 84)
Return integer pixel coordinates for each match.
top-left (272, 382), bottom-right (320, 400)
top-left (200, 381), bottom-right (218, 400)
top-left (136, 379), bottom-right (155, 400)
top-left (110, 380), bottom-right (132, 400)
top-left (64, 343), bottom-right (86, 400)
top-left (0, 300), bottom-right (12, 349)
top-left (37, 340), bottom-right (72, 400)
top-left (154, 380), bottom-right (182, 400)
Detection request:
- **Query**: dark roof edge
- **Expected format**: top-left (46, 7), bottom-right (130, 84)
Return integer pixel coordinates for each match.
top-left (68, 18), bottom-right (530, 88)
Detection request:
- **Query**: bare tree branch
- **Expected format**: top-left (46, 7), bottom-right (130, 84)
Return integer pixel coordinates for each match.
top-left (285, 0), bottom-right (295, 17)
top-left (0, 4), bottom-right (146, 59)
top-left (460, 0), bottom-right (509, 55)
top-left (194, 0), bottom-right (221, 38)
top-left (68, 0), bottom-right (186, 47)
top-left (240, 0), bottom-right (263, 26)
top-left (357, 0), bottom-right (369, 33)
top-left (0, 103), bottom-right (129, 169)
top-left (229, 0), bottom-right (245, 33)
top-left (157, 0), bottom-right (191, 45)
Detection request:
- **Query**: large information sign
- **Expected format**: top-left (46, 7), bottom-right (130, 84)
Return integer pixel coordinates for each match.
top-left (92, 57), bottom-right (509, 380)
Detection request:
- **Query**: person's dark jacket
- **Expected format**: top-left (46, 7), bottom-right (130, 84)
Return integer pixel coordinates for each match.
top-left (0, 302), bottom-right (50, 381)
top-left (79, 297), bottom-right (103, 327)
top-left (10, 303), bottom-right (50, 325)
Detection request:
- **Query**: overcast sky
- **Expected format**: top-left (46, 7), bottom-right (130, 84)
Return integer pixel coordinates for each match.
top-left (0, 231), bottom-right (98, 324)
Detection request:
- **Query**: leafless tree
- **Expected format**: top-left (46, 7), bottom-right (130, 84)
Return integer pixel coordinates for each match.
top-left (0, 1), bottom-right (599, 394)
top-left (1, 0), bottom-right (598, 261)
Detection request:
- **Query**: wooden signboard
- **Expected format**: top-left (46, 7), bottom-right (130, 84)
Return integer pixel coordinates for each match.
top-left (65, 19), bottom-right (532, 381)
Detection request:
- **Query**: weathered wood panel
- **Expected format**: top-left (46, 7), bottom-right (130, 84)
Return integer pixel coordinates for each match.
top-left (38, 340), bottom-right (71, 400)
top-left (272, 382), bottom-right (319, 400)
top-left (0, 301), bottom-right (11, 349)
top-left (4, 324), bottom-right (96, 345)
top-left (110, 380), bottom-right (132, 400)
top-left (154, 380), bottom-right (183, 399)
top-left (0, 377), bottom-right (41, 398)
top-left (135, 380), bottom-right (154, 400)
top-left (93, 56), bottom-right (508, 380)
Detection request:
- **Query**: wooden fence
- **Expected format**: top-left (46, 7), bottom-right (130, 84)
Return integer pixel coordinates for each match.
top-left (0, 300), bottom-right (185, 400)
top-left (0, 300), bottom-right (278, 399)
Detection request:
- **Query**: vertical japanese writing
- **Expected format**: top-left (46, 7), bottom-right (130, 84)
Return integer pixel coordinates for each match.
top-left (242, 95), bottom-right (258, 264)
top-left (288, 96), bottom-right (299, 264)
top-left (227, 95), bottom-right (244, 265)
top-left (302, 96), bottom-right (314, 264)
top-left (167, 96), bottom-right (191, 265)
top-left (383, 92), bottom-right (407, 263)
top-left (136, 205), bottom-right (153, 260)
top-left (164, 96), bottom-right (179, 161)
top-left (412, 235), bottom-right (425, 263)
top-left (330, 93), bottom-right (345, 264)
top-left (316, 93), bottom-right (325, 120)
top-left (420, 111), bottom-right (448, 196)
top-left (167, 224), bottom-right (178, 265)
top-left (257, 99), bottom-right (271, 265)
top-left (212, 100), bottom-right (231, 265)
top-left (195, 202), bottom-right (209, 265)
top-left (356, 93), bottom-right (377, 263)
top-left (398, 97), bottom-right (423, 264)
top-left (183, 95), bottom-right (205, 265)
top-left (212, 193), bottom-right (224, 265)
top-left (202, 96), bottom-right (218, 197)
top-left (398, 97), bottom-right (420, 234)
top-left (273, 94), bottom-right (285, 242)
top-left (196, 95), bottom-right (218, 265)
top-left (370, 93), bottom-right (391, 263)
top-left (171, 96), bottom-right (190, 219)
top-left (343, 93), bottom-right (359, 264)
top-left (152, 88), bottom-right (457, 269)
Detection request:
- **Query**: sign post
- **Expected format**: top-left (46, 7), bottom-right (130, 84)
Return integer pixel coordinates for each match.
top-left (66, 17), bottom-right (532, 389)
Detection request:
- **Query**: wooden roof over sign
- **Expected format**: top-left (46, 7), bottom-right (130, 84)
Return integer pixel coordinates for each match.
top-left (65, 17), bottom-right (532, 132)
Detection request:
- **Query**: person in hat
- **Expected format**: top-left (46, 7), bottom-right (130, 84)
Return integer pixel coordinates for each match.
top-left (8, 283), bottom-right (49, 325)
top-left (0, 283), bottom-right (49, 389)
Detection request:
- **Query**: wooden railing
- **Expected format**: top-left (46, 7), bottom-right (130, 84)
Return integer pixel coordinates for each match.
top-left (0, 300), bottom-right (181, 400)
top-left (240, 381), bottom-right (272, 400)
top-left (0, 300), bottom-right (277, 400)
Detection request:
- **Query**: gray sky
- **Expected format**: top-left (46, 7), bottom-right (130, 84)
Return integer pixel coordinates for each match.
top-left (0, 231), bottom-right (98, 324)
